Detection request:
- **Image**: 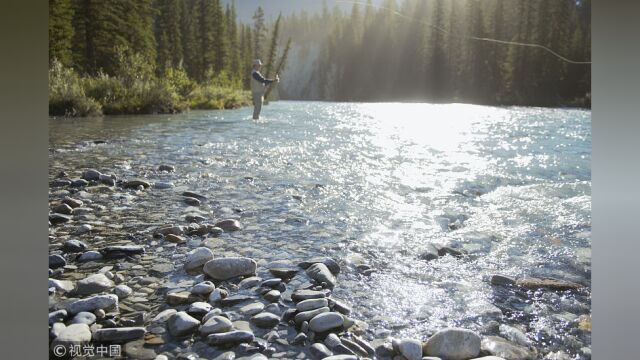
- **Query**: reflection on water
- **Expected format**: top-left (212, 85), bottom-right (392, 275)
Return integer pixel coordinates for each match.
top-left (50, 101), bottom-right (591, 355)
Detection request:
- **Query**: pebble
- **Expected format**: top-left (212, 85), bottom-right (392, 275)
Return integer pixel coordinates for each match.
top-left (297, 298), bottom-right (329, 312)
top-left (93, 327), bottom-right (146, 342)
top-left (323, 356), bottom-right (357, 360)
top-left (114, 284), bottom-right (133, 299)
top-left (398, 339), bottom-right (423, 360)
top-left (67, 294), bottom-right (118, 314)
top-left (70, 312), bottom-right (96, 325)
top-left (419, 244), bottom-right (440, 261)
top-left (184, 197), bottom-right (201, 206)
top-left (214, 219), bottom-right (243, 231)
top-left (207, 330), bottom-right (254, 346)
top-left (50, 323), bottom-right (92, 349)
top-left (291, 289), bottom-right (326, 302)
top-left (53, 203), bottom-right (74, 215)
top-left (76, 273), bottom-right (114, 295)
top-left (81, 169), bottom-right (102, 181)
top-left (49, 309), bottom-right (68, 325)
top-left (203, 257), bottom-right (257, 280)
top-left (200, 315), bottom-right (233, 336)
top-left (99, 174), bottom-right (116, 186)
top-left (239, 302), bottom-right (265, 316)
top-left (309, 312), bottom-right (344, 332)
top-left (184, 247), bottom-right (214, 272)
top-left (310, 342), bottom-right (333, 359)
top-left (208, 288), bottom-right (226, 304)
top-left (239, 276), bottom-right (262, 289)
top-left (264, 289), bottom-right (281, 302)
top-left (187, 302), bottom-right (213, 317)
top-left (49, 213), bottom-right (72, 225)
top-left (490, 275), bottom-right (517, 286)
top-left (158, 164), bottom-right (175, 172)
top-left (124, 179), bottom-right (151, 188)
top-left (168, 312), bottom-right (200, 337)
top-left (50, 322), bottom-right (66, 339)
top-left (481, 336), bottom-right (537, 360)
top-left (165, 234), bottom-right (186, 244)
top-left (191, 281), bottom-right (215, 295)
top-left (515, 278), bottom-right (583, 291)
top-left (306, 263), bottom-right (337, 288)
top-left (295, 307), bottom-right (330, 325)
top-left (101, 245), bottom-right (145, 258)
top-left (78, 250), bottom-right (103, 262)
top-left (154, 181), bottom-right (175, 189)
top-left (62, 197), bottom-right (83, 208)
top-left (423, 327), bottom-right (481, 360)
top-left (49, 254), bottom-right (67, 269)
top-left (251, 312), bottom-right (280, 328)
top-left (151, 309), bottom-right (177, 323)
top-left (75, 224), bottom-right (92, 234)
top-left (182, 191), bottom-right (207, 200)
top-left (49, 278), bottom-right (74, 293)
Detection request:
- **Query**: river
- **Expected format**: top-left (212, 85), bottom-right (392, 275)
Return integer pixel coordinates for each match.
top-left (49, 101), bottom-right (591, 358)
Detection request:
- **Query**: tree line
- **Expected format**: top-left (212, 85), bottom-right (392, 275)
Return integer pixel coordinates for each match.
top-left (279, 0), bottom-right (591, 107)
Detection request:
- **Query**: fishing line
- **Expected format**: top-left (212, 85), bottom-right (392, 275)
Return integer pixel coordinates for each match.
top-left (334, 0), bottom-right (592, 65)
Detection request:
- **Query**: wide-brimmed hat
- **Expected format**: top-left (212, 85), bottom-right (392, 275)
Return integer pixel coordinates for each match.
top-left (253, 59), bottom-right (263, 66)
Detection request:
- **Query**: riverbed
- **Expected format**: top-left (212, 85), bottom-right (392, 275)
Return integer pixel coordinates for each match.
top-left (49, 101), bottom-right (591, 359)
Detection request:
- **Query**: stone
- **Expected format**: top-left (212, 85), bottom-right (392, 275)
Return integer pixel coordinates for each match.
top-left (200, 316), bottom-right (233, 336)
top-left (158, 164), bottom-right (175, 172)
top-left (81, 169), bottom-right (102, 181)
top-left (114, 284), bottom-right (133, 299)
top-left (310, 342), bottom-right (333, 359)
top-left (220, 294), bottom-right (253, 306)
top-left (124, 179), bottom-right (151, 189)
top-left (167, 292), bottom-right (193, 305)
top-left (168, 312), bottom-right (200, 337)
top-left (124, 339), bottom-right (157, 359)
top-left (71, 179), bottom-right (89, 187)
top-left (75, 224), bottom-right (92, 234)
top-left (49, 310), bottom-right (68, 325)
top-left (49, 254), bottom-right (67, 269)
top-left (50, 322), bottom-right (66, 339)
top-left (185, 247), bottom-right (214, 272)
top-left (264, 290), bottom-right (281, 302)
top-left (498, 324), bottom-right (530, 347)
top-left (67, 294), bottom-right (118, 314)
top-left (208, 288), bottom-right (226, 304)
top-left (331, 299), bottom-right (352, 315)
top-left (62, 197), bottom-right (83, 208)
top-left (50, 213), bottom-right (72, 225)
top-left (295, 307), bottom-right (330, 325)
top-left (76, 273), bottom-right (114, 295)
top-left (214, 219), bottom-right (243, 232)
top-left (297, 298), bottom-right (328, 312)
top-left (481, 336), bottom-right (537, 360)
top-left (309, 312), bottom-right (344, 333)
top-left (184, 197), bottom-right (201, 206)
top-left (324, 333), bottom-right (342, 350)
top-left (352, 335), bottom-right (375, 356)
top-left (322, 356), bottom-right (357, 360)
top-left (93, 327), bottom-right (146, 342)
top-left (306, 263), bottom-right (337, 288)
top-left (261, 278), bottom-right (282, 288)
top-left (472, 357), bottom-right (506, 360)
top-left (51, 323), bottom-right (92, 350)
top-left (515, 278), bottom-right (583, 291)
top-left (187, 302), bottom-right (213, 317)
top-left (78, 251), bottom-right (103, 262)
top-left (238, 276), bottom-right (262, 289)
top-left (49, 278), bottom-right (74, 293)
top-left (182, 191), bottom-right (207, 200)
top-left (203, 257), bottom-right (257, 280)
top-left (423, 328), bottom-right (481, 360)
top-left (291, 289), bottom-right (326, 302)
top-left (165, 234), bottom-right (186, 244)
top-left (99, 174), bottom-right (116, 186)
top-left (191, 281), bottom-right (215, 295)
top-left (239, 302), bottom-right (265, 316)
top-left (70, 312), bottom-right (96, 325)
top-left (398, 339), bottom-right (422, 360)
top-left (151, 309), bottom-right (177, 323)
top-left (154, 182), bottom-right (175, 189)
top-left (101, 245), bottom-right (145, 258)
top-left (54, 203), bottom-right (74, 215)
top-left (251, 312), bottom-right (280, 328)
top-left (490, 275), bottom-right (517, 286)
top-left (207, 330), bottom-right (254, 346)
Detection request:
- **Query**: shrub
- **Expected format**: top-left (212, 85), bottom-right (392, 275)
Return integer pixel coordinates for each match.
top-left (48, 59), bottom-right (102, 117)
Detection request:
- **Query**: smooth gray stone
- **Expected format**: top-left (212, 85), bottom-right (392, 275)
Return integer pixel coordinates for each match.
top-left (203, 257), bottom-right (257, 280)
top-left (78, 251), bottom-right (103, 262)
top-left (49, 278), bottom-right (74, 293)
top-left (424, 327), bottom-right (481, 360)
top-left (250, 312), bottom-right (280, 328)
top-left (50, 323), bottom-right (92, 349)
top-left (70, 312), bottom-right (96, 325)
top-left (324, 333), bottom-right (342, 350)
top-left (184, 247), bottom-right (214, 272)
top-left (310, 342), bottom-right (333, 359)
top-left (291, 289), bottom-right (327, 302)
top-left (191, 281), bottom-right (215, 295)
top-left (81, 169), bottom-right (102, 181)
top-left (309, 312), bottom-right (344, 333)
top-left (101, 245), bottom-right (145, 258)
top-left (323, 354), bottom-right (357, 360)
top-left (49, 310), bottom-right (68, 325)
top-left (200, 316), bottom-right (233, 336)
top-left (114, 284), bottom-right (133, 299)
top-left (214, 219), bottom-right (242, 232)
top-left (93, 327), bottom-right (146, 342)
top-left (76, 273), bottom-right (114, 295)
top-left (49, 254), bottom-right (67, 269)
top-left (297, 298), bottom-right (329, 312)
top-left (207, 330), bottom-right (254, 345)
top-left (168, 311), bottom-right (200, 337)
top-left (50, 322), bottom-right (66, 339)
top-left (306, 263), bottom-right (337, 288)
top-left (239, 302), bottom-right (265, 316)
top-left (480, 336), bottom-right (537, 360)
top-left (294, 307), bottom-right (330, 324)
top-left (67, 294), bottom-right (118, 314)
top-left (151, 309), bottom-right (177, 323)
top-left (264, 289), bottom-right (281, 302)
top-left (398, 338), bottom-right (423, 360)
top-left (62, 240), bottom-right (88, 253)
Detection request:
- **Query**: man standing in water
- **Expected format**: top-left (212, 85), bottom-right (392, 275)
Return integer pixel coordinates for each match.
top-left (251, 59), bottom-right (279, 120)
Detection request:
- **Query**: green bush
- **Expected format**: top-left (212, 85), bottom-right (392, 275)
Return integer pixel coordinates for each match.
top-left (49, 59), bottom-right (102, 117)
top-left (189, 82), bottom-right (250, 110)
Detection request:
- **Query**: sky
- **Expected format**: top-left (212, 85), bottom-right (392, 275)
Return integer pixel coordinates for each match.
top-left (226, 0), bottom-right (383, 23)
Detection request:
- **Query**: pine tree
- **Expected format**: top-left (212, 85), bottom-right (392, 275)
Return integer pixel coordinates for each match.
top-left (155, 0), bottom-right (183, 74)
top-left (252, 6), bottom-right (266, 59)
top-left (49, 0), bottom-right (75, 66)
top-left (264, 14), bottom-right (282, 79)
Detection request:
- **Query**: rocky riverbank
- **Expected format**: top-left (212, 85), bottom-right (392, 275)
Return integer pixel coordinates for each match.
top-left (49, 165), bottom-right (590, 360)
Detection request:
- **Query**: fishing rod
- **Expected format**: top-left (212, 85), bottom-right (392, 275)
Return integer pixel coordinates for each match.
top-left (334, 0), bottom-right (592, 65)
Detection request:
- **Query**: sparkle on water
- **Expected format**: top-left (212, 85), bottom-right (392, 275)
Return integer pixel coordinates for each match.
top-left (50, 101), bottom-right (591, 355)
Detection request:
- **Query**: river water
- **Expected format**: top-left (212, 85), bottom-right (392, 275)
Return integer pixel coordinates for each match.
top-left (49, 101), bottom-right (591, 357)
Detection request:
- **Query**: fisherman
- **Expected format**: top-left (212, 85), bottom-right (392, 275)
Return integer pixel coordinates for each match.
top-left (251, 59), bottom-right (279, 120)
